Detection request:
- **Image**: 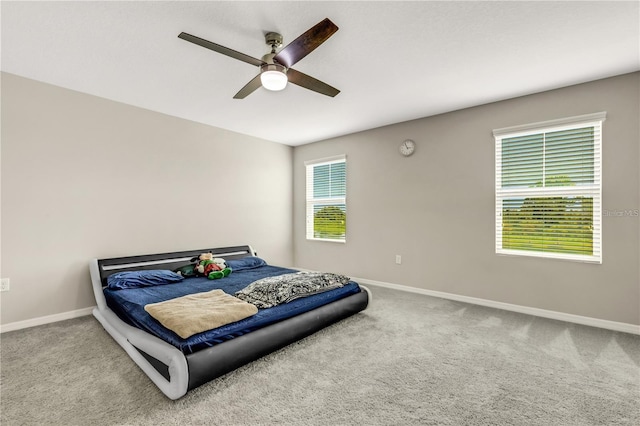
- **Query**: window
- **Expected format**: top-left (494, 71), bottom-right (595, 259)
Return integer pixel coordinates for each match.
top-left (494, 112), bottom-right (605, 263)
top-left (305, 155), bottom-right (346, 242)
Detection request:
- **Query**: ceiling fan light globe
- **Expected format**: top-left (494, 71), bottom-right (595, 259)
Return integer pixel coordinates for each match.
top-left (260, 70), bottom-right (288, 91)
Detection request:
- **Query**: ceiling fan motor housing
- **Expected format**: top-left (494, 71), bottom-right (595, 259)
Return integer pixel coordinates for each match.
top-left (261, 51), bottom-right (287, 76)
top-left (260, 62), bottom-right (287, 74)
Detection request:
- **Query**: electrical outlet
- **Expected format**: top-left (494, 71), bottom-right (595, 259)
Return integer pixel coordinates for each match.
top-left (0, 278), bottom-right (10, 292)
top-left (395, 255), bottom-right (402, 265)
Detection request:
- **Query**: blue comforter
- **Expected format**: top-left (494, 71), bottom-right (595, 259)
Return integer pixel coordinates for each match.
top-left (104, 265), bottom-right (361, 354)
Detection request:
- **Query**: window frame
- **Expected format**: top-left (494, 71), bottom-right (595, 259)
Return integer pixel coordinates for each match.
top-left (305, 155), bottom-right (347, 243)
top-left (494, 112), bottom-right (605, 263)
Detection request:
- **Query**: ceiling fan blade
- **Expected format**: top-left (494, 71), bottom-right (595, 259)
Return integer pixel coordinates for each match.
top-left (273, 18), bottom-right (338, 68)
top-left (178, 32), bottom-right (265, 67)
top-left (287, 68), bottom-right (340, 97)
top-left (233, 74), bottom-right (263, 99)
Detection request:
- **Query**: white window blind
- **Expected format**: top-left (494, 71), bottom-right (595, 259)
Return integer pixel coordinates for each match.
top-left (494, 112), bottom-right (605, 263)
top-left (305, 155), bottom-right (346, 242)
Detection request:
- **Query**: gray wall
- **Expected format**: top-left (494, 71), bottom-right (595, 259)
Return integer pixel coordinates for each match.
top-left (293, 72), bottom-right (640, 326)
top-left (3, 72), bottom-right (638, 328)
top-left (1, 72), bottom-right (293, 325)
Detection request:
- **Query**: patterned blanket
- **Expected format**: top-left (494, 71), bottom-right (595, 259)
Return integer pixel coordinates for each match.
top-left (235, 271), bottom-right (351, 309)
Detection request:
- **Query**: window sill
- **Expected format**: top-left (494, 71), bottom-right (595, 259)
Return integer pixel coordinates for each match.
top-left (307, 238), bottom-right (346, 244)
top-left (496, 249), bottom-right (601, 264)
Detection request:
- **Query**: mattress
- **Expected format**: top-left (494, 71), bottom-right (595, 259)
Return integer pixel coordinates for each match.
top-left (104, 264), bottom-right (361, 354)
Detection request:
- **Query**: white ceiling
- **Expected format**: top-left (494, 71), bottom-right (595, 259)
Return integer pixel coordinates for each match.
top-left (2, 1), bottom-right (638, 146)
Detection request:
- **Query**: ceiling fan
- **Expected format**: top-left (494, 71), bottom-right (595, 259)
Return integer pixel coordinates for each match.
top-left (178, 18), bottom-right (340, 99)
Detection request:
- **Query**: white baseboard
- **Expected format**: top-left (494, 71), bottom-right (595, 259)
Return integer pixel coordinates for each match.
top-left (354, 277), bottom-right (640, 335)
top-left (0, 307), bottom-right (95, 333)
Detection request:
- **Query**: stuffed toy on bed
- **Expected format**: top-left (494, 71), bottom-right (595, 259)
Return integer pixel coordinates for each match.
top-left (194, 253), bottom-right (232, 280)
top-left (173, 253), bottom-right (207, 278)
top-left (174, 264), bottom-right (197, 278)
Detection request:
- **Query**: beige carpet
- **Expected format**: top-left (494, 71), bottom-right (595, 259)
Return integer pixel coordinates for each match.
top-left (1, 285), bottom-right (639, 425)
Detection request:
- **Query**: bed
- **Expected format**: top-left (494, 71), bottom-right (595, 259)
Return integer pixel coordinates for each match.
top-left (89, 245), bottom-right (370, 400)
